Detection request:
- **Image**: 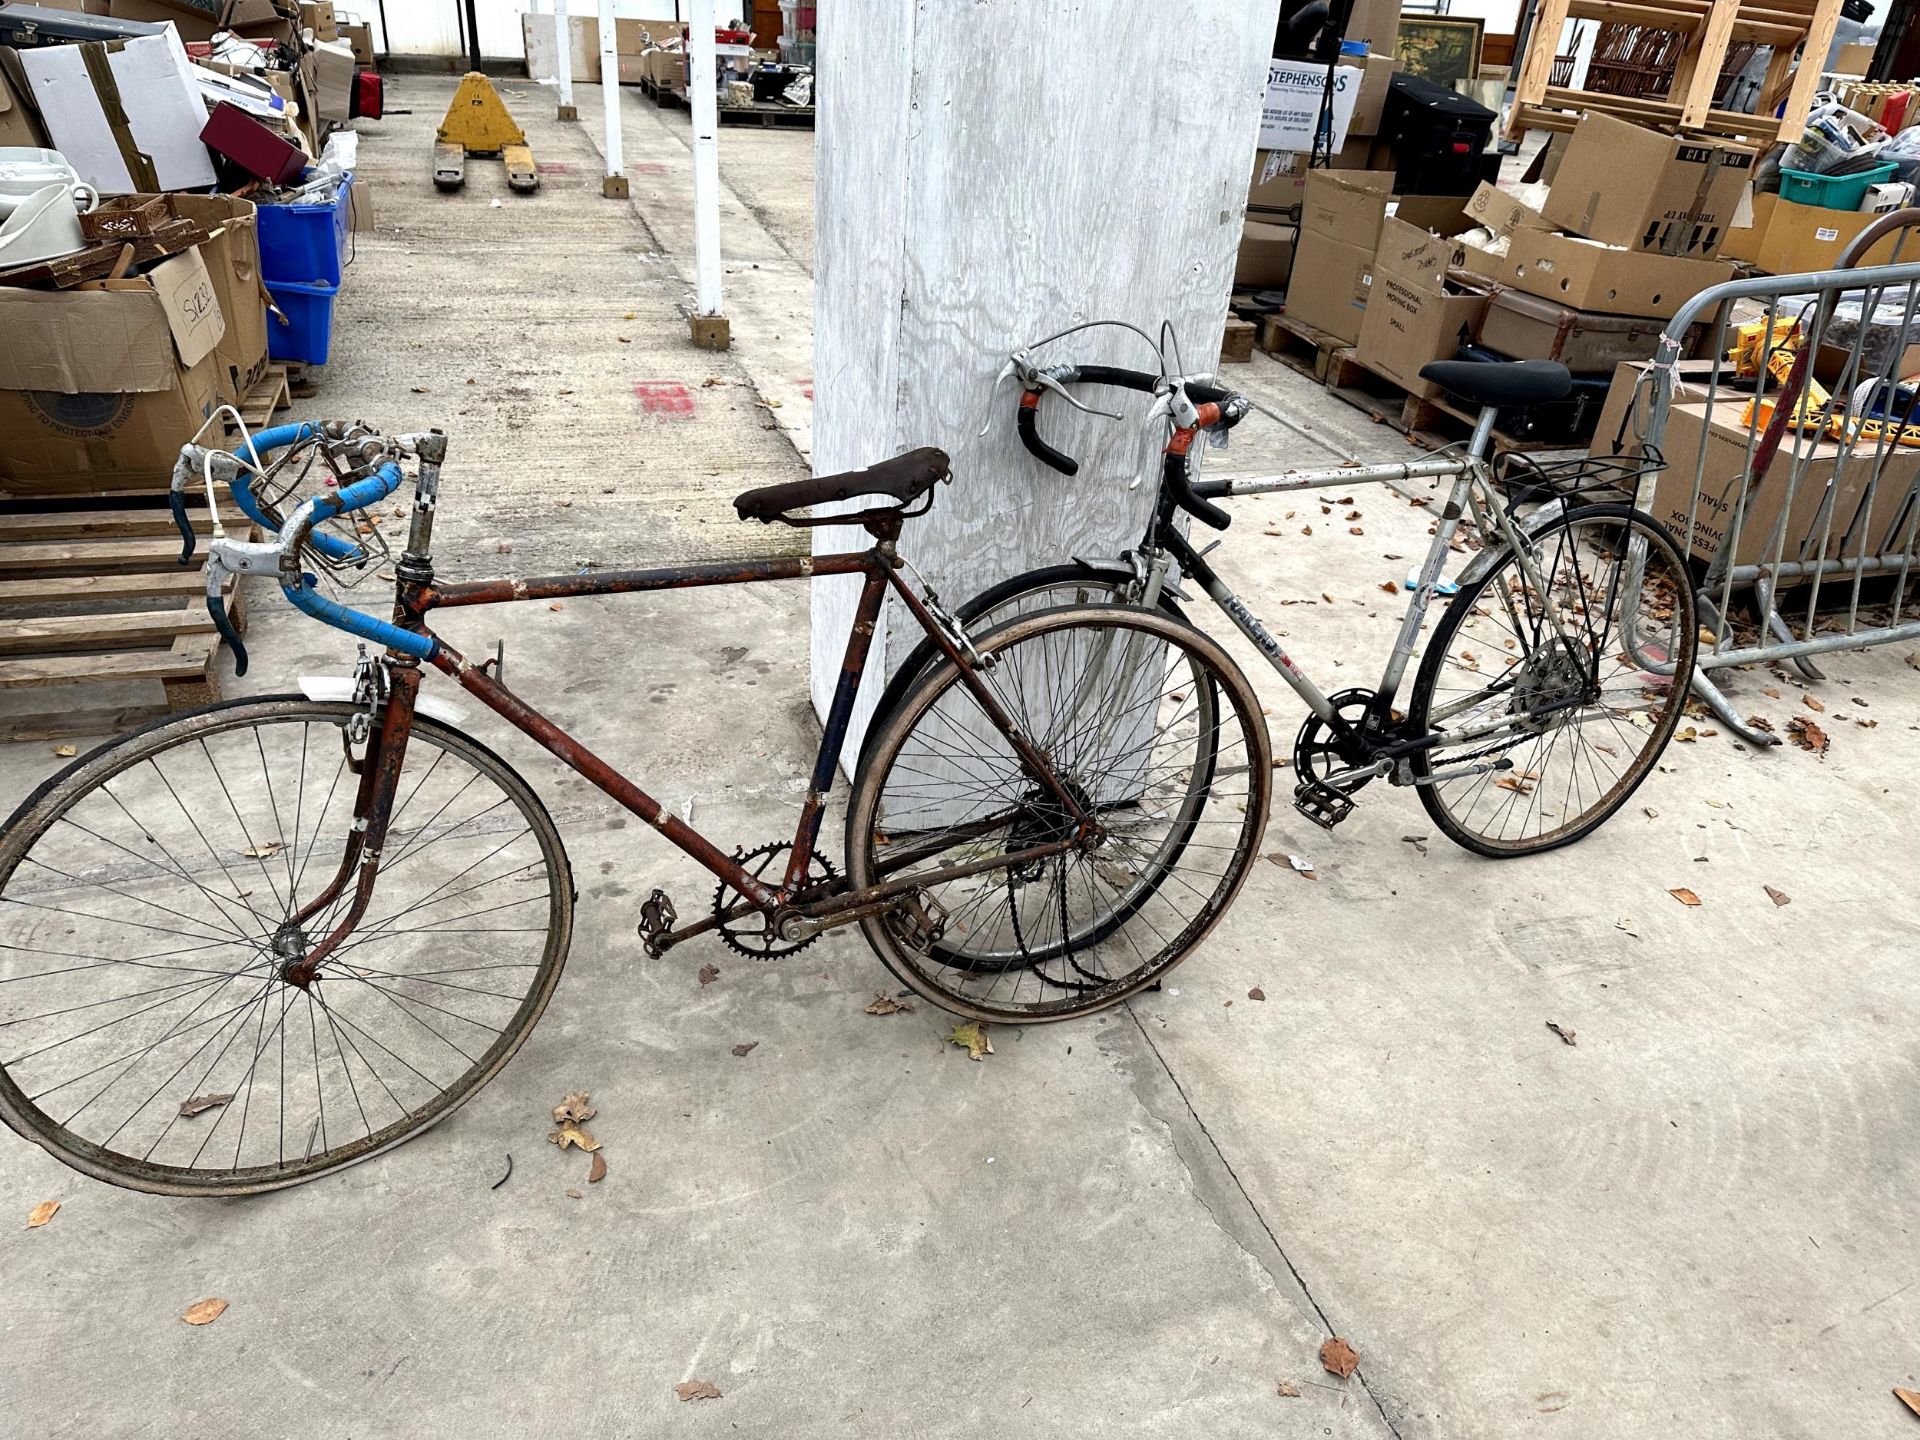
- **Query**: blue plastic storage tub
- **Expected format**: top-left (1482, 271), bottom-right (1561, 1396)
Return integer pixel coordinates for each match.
top-left (266, 278), bottom-right (339, 365)
top-left (257, 172), bottom-right (353, 285)
top-left (1777, 162), bottom-right (1898, 212)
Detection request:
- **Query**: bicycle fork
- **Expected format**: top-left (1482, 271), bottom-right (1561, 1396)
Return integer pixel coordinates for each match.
top-left (277, 665), bottom-right (423, 989)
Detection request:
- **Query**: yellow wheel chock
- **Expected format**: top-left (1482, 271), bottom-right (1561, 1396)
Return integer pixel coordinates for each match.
top-left (434, 72), bottom-right (538, 195)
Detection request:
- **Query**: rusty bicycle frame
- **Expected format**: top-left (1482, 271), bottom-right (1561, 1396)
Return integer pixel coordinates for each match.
top-left (274, 471), bottom-right (1091, 987)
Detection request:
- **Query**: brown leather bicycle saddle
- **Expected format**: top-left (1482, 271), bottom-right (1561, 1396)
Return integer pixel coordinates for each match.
top-left (734, 447), bottom-right (950, 524)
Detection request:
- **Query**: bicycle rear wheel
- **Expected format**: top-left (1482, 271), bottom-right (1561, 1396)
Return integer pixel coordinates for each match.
top-left (0, 697), bottom-right (572, 1195)
top-left (847, 605), bottom-right (1270, 1023)
top-left (1405, 503), bottom-right (1697, 855)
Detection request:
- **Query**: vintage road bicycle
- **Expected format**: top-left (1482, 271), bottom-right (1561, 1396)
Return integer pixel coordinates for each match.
top-left (872, 322), bottom-right (1701, 856)
top-left (0, 421), bottom-right (1271, 1195)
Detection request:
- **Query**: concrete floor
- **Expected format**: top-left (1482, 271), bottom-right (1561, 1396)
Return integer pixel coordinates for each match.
top-left (2, 77), bottom-right (1918, 1438)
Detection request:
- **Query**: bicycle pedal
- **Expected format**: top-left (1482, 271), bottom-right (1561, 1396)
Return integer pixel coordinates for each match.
top-left (1292, 781), bottom-right (1354, 830)
top-left (637, 889), bottom-right (678, 958)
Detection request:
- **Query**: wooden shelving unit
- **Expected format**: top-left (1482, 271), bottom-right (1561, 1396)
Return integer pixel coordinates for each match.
top-left (1509, 0), bottom-right (1845, 142)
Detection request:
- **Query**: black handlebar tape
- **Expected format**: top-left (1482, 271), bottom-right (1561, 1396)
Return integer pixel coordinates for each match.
top-left (1071, 364), bottom-right (1161, 394)
top-left (1179, 486), bottom-right (1234, 532)
top-left (1017, 390), bottom-right (1080, 475)
top-left (209, 594), bottom-right (248, 677)
top-left (169, 490), bottom-right (197, 565)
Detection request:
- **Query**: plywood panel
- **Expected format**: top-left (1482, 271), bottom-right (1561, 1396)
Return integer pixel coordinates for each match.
top-left (813, 0), bottom-right (1279, 754)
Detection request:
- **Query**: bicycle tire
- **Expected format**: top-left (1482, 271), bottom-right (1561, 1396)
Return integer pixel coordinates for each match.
top-left (0, 696), bottom-right (574, 1196)
top-left (862, 561), bottom-right (1186, 764)
top-left (846, 604), bottom-right (1270, 1024)
top-left (1404, 503), bottom-right (1698, 857)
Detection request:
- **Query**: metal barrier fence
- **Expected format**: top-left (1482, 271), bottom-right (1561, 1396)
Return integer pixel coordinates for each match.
top-left (1617, 213), bottom-right (1920, 746)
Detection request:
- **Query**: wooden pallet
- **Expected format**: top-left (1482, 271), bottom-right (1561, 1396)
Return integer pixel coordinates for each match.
top-left (716, 102), bottom-right (815, 129)
top-left (1257, 313), bottom-right (1354, 384)
top-left (0, 497), bottom-right (253, 742)
top-left (224, 364), bottom-right (295, 438)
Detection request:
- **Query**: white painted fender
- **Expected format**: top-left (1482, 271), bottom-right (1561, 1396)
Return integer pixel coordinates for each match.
top-left (299, 676), bottom-right (467, 726)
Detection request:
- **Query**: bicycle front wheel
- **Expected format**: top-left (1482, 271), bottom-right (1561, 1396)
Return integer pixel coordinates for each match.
top-left (0, 697), bottom-right (573, 1195)
top-left (847, 605), bottom-right (1271, 1023)
top-left (1405, 503), bottom-right (1697, 856)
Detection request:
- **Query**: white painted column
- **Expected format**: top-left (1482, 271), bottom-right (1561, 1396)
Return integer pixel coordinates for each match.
top-left (687, 0), bottom-right (725, 326)
top-left (552, 0), bottom-right (576, 120)
top-left (811, 0), bottom-right (1279, 738)
top-left (597, 0), bottom-right (626, 197)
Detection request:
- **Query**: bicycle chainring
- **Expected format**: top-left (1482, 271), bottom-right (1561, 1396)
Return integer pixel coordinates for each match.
top-left (1292, 687), bottom-right (1386, 799)
top-left (713, 841), bottom-right (839, 960)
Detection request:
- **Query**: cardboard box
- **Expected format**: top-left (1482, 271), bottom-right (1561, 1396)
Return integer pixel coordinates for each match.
top-left (105, 0), bottom-right (219, 37)
top-left (339, 19), bottom-right (373, 65)
top-left (170, 193), bottom-right (268, 405)
top-left (1745, 195), bottom-right (1908, 274)
top-left (302, 37), bottom-right (354, 121)
top-left (1834, 42), bottom-right (1876, 74)
top-left (298, 0), bottom-right (336, 40)
top-left (347, 177), bottom-right (372, 233)
top-left (1543, 113), bottom-right (1754, 259)
top-left (1500, 228), bottom-right (1733, 319)
top-left (1590, 366), bottom-right (1913, 565)
top-left (1358, 215), bottom-right (1487, 397)
top-left (0, 53), bottom-right (47, 148)
top-left (1286, 232), bottom-right (1374, 343)
top-left (0, 247), bottom-right (225, 491)
top-left (1236, 220), bottom-right (1296, 288)
top-left (20, 29), bottom-right (219, 194)
top-left (1343, 0), bottom-right (1400, 61)
top-left (1348, 53), bottom-right (1395, 138)
top-left (1300, 168), bottom-right (1397, 248)
top-left (1247, 150), bottom-right (1307, 220)
top-left (1261, 58), bottom-right (1364, 153)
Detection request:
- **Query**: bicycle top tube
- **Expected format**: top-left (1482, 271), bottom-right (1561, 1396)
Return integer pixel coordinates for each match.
top-left (1197, 454), bottom-right (1468, 501)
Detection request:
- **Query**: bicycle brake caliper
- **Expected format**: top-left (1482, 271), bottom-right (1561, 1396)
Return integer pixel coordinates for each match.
top-left (347, 645), bottom-right (389, 748)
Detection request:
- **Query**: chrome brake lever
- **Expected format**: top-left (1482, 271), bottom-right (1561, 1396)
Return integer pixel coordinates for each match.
top-left (1030, 367), bottom-right (1123, 421)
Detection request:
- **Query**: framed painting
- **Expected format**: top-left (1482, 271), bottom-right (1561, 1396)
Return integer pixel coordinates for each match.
top-left (1395, 16), bottom-right (1486, 89)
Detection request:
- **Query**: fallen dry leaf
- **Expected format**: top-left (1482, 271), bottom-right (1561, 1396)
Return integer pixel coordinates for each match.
top-left (1787, 715), bottom-right (1829, 757)
top-left (549, 1123), bottom-right (600, 1153)
top-left (1320, 1336), bottom-right (1359, 1379)
top-left (1762, 686), bottom-right (1782, 699)
top-left (1349, 526), bottom-right (1365, 536)
top-left (947, 1021), bottom-right (993, 1061)
top-left (241, 841), bottom-right (283, 859)
top-left (1546, 1021), bottom-right (1576, 1046)
top-left (1804, 694), bottom-right (1825, 713)
top-left (730, 1041), bottom-right (758, 1058)
top-left (1895, 1386), bottom-right (1920, 1417)
top-left (1764, 885), bottom-right (1791, 907)
top-left (565, 1187), bottom-right (583, 1199)
top-left (178, 1092), bottom-right (233, 1118)
top-left (697, 964), bottom-right (720, 988)
top-left (1670, 888), bottom-right (1702, 907)
top-left (552, 1091), bottom-right (596, 1125)
top-left (865, 991), bottom-right (914, 1015)
top-left (52, 744), bottom-right (75, 758)
top-left (548, 1092), bottom-right (601, 1153)
top-left (588, 1152), bottom-right (607, 1184)
top-left (1749, 715), bottom-right (1775, 733)
top-left (1379, 581), bottom-right (1398, 594)
top-left (181, 1298), bottom-right (228, 1326)
top-left (676, 1380), bottom-right (722, 1402)
top-left (1276, 1381), bottom-right (1302, 1398)
top-left (1248, 987), bottom-right (1266, 1002)
top-left (1674, 726), bottom-right (1697, 743)
top-left (26, 1200), bottom-right (58, 1228)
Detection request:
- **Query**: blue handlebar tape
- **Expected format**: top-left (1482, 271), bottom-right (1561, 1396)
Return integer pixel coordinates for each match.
top-left (283, 567), bottom-right (437, 661)
top-left (225, 422), bottom-right (362, 565)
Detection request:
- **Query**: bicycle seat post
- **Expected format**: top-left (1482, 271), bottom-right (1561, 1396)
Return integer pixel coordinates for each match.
top-left (1466, 404), bottom-right (1499, 464)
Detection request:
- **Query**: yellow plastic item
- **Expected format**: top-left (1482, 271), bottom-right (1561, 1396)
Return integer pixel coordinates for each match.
top-left (1732, 317), bottom-right (1802, 379)
top-left (1832, 414), bottom-right (1920, 448)
top-left (433, 72), bottom-right (538, 193)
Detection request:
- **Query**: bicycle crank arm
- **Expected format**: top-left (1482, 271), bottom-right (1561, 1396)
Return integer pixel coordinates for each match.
top-left (782, 838), bottom-right (1076, 941)
top-left (1404, 757), bottom-right (1514, 788)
